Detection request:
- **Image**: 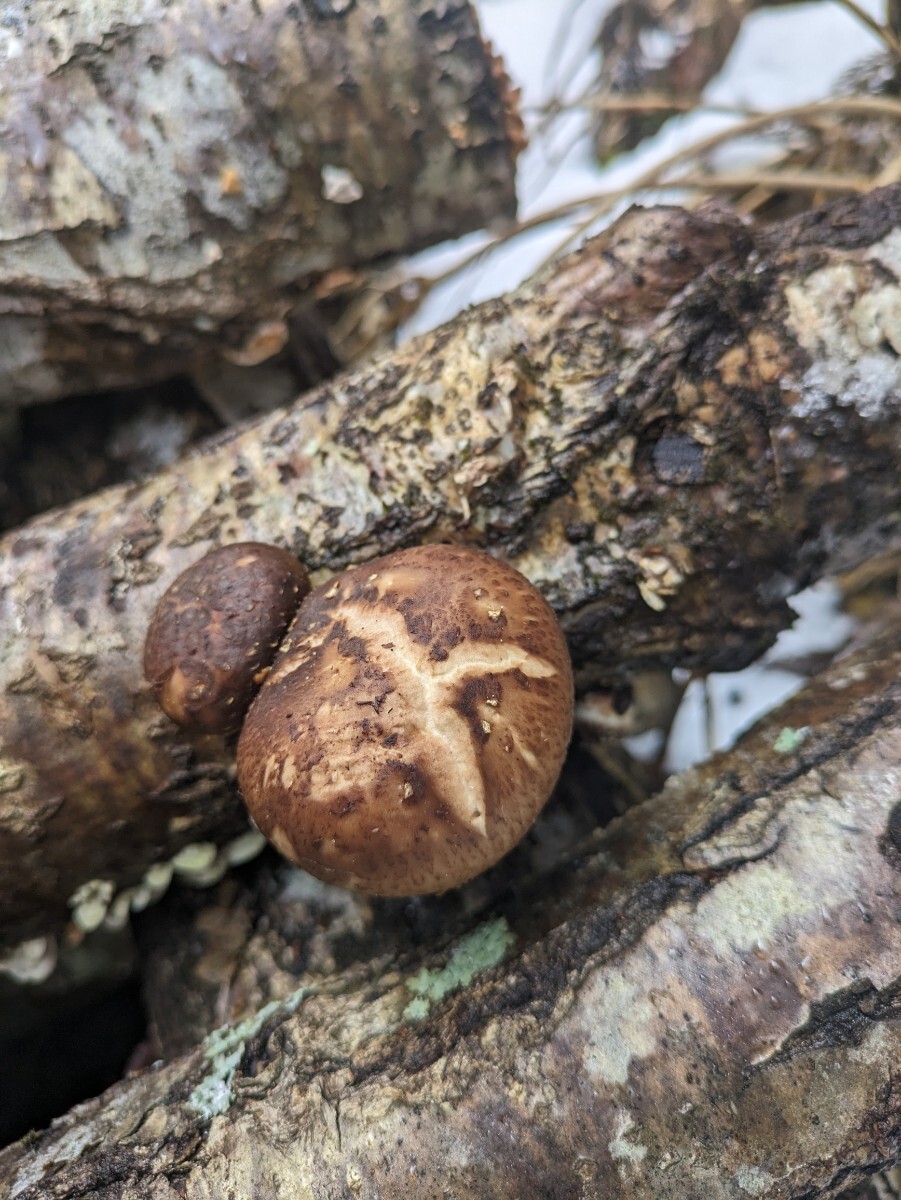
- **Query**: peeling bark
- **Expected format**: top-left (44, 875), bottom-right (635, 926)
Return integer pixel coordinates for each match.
top-left (1, 609), bottom-right (898, 1199)
top-left (0, 0), bottom-right (519, 406)
top-left (0, 188), bottom-right (898, 943)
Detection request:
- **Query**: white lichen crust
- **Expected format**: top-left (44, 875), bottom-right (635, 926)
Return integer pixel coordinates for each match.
top-left (236, 545), bottom-right (574, 895)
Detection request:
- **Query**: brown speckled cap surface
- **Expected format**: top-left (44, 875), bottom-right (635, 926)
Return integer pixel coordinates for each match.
top-left (236, 543), bottom-right (574, 895)
top-left (144, 542), bottom-right (309, 734)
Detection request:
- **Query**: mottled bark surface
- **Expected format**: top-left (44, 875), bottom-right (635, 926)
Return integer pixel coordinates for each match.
top-left (0, 188), bottom-right (898, 943)
top-left (0, 0), bottom-right (519, 406)
top-left (1, 609), bottom-right (898, 1199)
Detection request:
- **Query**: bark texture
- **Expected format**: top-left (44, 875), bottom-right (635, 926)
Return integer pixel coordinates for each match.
top-left (0, 0), bottom-right (519, 406)
top-left (1, 609), bottom-right (898, 1199)
top-left (0, 188), bottom-right (899, 944)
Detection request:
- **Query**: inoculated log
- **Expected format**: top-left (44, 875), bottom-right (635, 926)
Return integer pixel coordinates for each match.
top-left (0, 187), bottom-right (898, 943)
top-left (1, 607), bottom-right (897, 1199)
top-left (0, 0), bottom-right (520, 406)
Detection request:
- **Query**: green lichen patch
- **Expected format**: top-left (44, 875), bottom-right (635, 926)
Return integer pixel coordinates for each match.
top-left (403, 916), bottom-right (515, 1022)
top-left (773, 726), bottom-right (810, 755)
top-left (187, 984), bottom-right (312, 1120)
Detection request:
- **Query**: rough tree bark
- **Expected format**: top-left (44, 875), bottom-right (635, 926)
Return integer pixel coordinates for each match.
top-left (0, 605), bottom-right (897, 1199)
top-left (0, 187), bottom-right (898, 945)
top-left (134, 597), bottom-right (901, 1056)
top-left (0, 0), bottom-right (520, 406)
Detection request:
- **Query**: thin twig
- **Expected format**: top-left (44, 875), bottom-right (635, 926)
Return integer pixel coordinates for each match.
top-left (874, 148), bottom-right (901, 185)
top-left (421, 96), bottom-right (901, 292)
top-left (541, 0), bottom-right (598, 121)
top-left (587, 93), bottom-right (713, 114)
top-left (703, 677), bottom-right (716, 758)
top-left (831, 0), bottom-right (901, 58)
top-left (667, 169), bottom-right (872, 193)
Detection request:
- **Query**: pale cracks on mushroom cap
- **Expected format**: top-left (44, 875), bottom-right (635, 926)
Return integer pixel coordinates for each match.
top-left (236, 544), bottom-right (574, 896)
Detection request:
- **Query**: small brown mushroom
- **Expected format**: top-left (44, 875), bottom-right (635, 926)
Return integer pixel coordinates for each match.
top-left (144, 542), bottom-right (310, 734)
top-left (236, 544), bottom-right (574, 895)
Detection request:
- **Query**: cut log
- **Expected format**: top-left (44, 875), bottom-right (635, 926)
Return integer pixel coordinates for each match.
top-left (1, 606), bottom-right (897, 1199)
top-left (0, 383), bottom-right (225, 534)
top-left (0, 0), bottom-right (520, 406)
top-left (0, 188), bottom-right (898, 944)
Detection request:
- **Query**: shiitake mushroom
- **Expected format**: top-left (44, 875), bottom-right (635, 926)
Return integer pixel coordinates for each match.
top-left (146, 542), bottom-right (574, 894)
top-left (144, 542), bottom-right (309, 735)
top-left (236, 544), bottom-right (574, 895)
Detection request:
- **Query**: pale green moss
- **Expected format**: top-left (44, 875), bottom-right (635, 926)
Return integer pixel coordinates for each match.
top-left (403, 916), bottom-right (515, 1022)
top-left (188, 984), bottom-right (311, 1120)
top-left (773, 726), bottom-right (810, 754)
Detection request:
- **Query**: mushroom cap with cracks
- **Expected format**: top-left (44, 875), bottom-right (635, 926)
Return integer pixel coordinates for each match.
top-left (236, 543), bottom-right (574, 895)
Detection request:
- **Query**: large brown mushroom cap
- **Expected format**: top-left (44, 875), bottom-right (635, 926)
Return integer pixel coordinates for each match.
top-left (144, 542), bottom-right (310, 735)
top-left (236, 544), bottom-right (574, 895)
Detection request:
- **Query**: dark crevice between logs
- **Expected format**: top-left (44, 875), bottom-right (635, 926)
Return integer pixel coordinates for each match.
top-left (0, 381), bottom-right (221, 535)
top-left (0, 970), bottom-right (147, 1148)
